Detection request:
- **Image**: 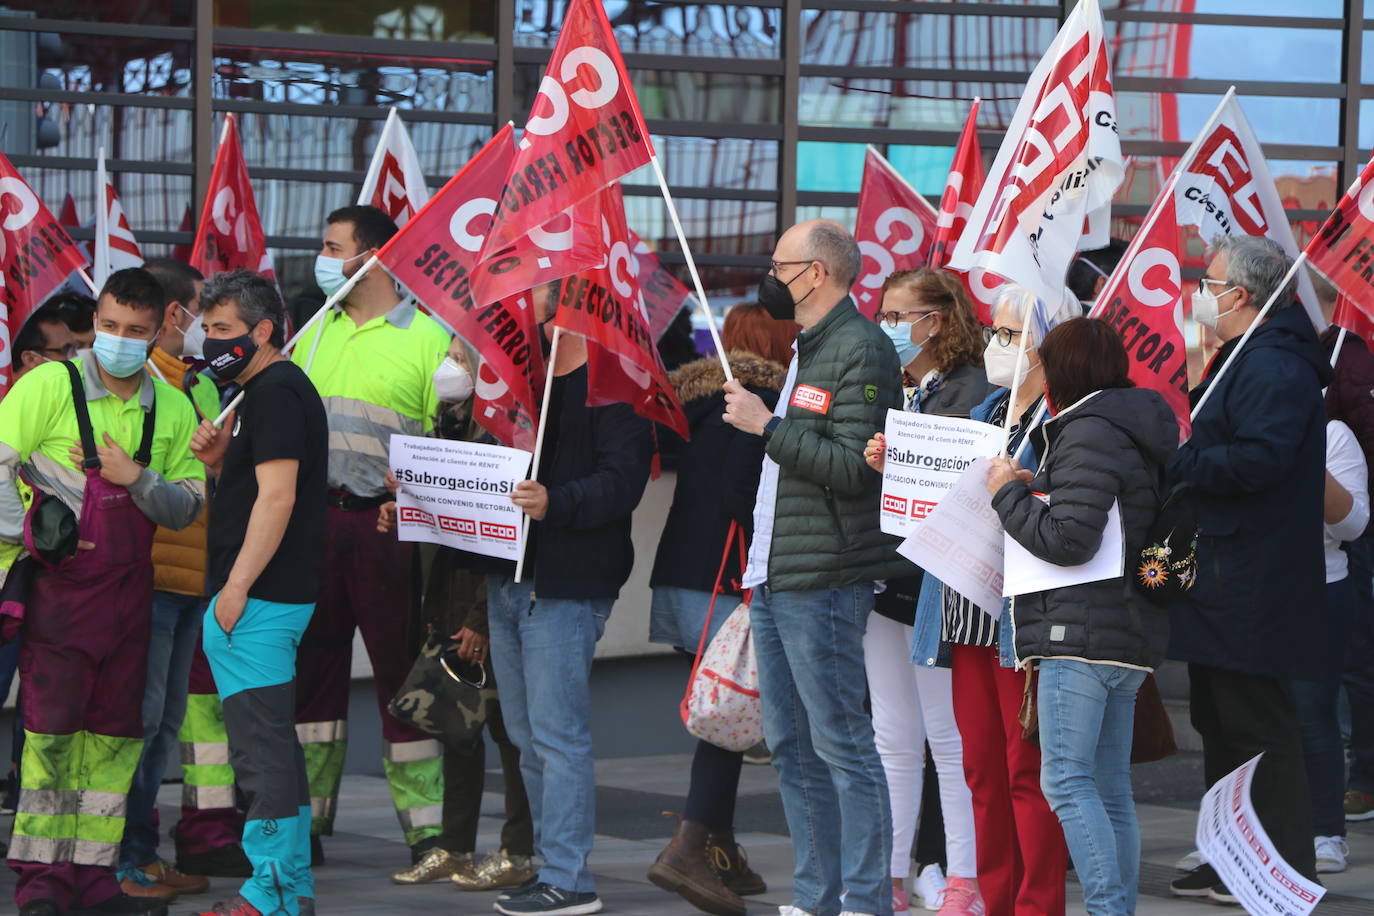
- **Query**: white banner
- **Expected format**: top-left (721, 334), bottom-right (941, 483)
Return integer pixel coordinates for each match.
top-left (1174, 93), bottom-right (1323, 330)
top-left (359, 107), bottom-right (431, 227)
top-left (881, 409), bottom-right (1005, 537)
top-left (1196, 755), bottom-right (1325, 916)
top-left (389, 434), bottom-right (533, 562)
top-left (949, 0), bottom-right (1124, 308)
top-left (897, 458), bottom-right (1006, 618)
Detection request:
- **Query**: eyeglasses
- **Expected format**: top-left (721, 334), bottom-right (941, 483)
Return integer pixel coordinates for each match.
top-left (769, 259), bottom-right (816, 276)
top-left (38, 344), bottom-right (78, 359)
top-left (982, 325), bottom-right (1025, 348)
top-left (1200, 278), bottom-right (1238, 294)
top-left (876, 310), bottom-right (937, 329)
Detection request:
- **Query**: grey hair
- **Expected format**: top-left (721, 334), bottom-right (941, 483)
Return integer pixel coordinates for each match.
top-left (199, 269), bottom-right (286, 347)
top-left (803, 220), bottom-right (863, 289)
top-left (1210, 234), bottom-right (1296, 311)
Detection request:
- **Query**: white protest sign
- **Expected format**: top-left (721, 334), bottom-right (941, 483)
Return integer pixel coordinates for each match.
top-left (1196, 754), bottom-right (1325, 916)
top-left (1003, 498), bottom-right (1124, 597)
top-left (389, 434), bottom-right (533, 562)
top-left (881, 409), bottom-right (1005, 537)
top-left (897, 457), bottom-right (1005, 617)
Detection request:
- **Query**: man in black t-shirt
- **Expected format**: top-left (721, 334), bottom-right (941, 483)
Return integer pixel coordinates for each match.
top-left (188, 270), bottom-right (328, 916)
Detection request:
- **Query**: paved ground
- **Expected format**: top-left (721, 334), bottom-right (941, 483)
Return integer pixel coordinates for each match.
top-left (1, 657), bottom-right (1373, 914)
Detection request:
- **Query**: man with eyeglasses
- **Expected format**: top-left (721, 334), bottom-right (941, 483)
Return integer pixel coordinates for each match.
top-left (1167, 235), bottom-right (1329, 902)
top-left (722, 219), bottom-right (909, 916)
top-left (11, 303), bottom-right (78, 383)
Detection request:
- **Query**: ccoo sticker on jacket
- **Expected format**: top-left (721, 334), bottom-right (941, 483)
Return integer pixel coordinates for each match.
top-left (790, 384), bottom-right (831, 413)
top-left (863, 384), bottom-right (878, 403)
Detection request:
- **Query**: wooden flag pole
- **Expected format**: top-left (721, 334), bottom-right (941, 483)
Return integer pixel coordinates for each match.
top-left (514, 326), bottom-right (562, 584)
top-left (999, 322), bottom-right (1032, 458)
top-left (648, 154), bottom-right (733, 383)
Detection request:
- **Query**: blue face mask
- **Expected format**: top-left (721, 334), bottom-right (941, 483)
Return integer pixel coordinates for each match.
top-left (92, 330), bottom-right (151, 379)
top-left (314, 251), bottom-right (366, 298)
top-left (881, 311), bottom-right (935, 368)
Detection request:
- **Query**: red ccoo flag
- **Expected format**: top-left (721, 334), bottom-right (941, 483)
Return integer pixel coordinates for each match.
top-left (930, 99), bottom-right (998, 324)
top-left (476, 0), bottom-right (654, 261)
top-left (852, 146), bottom-right (938, 319)
top-left (1304, 151), bottom-right (1374, 326)
top-left (1090, 187), bottom-right (1191, 439)
top-left (190, 114), bottom-right (278, 287)
top-left (1333, 293), bottom-right (1374, 347)
top-left (931, 100), bottom-right (982, 270)
top-left (630, 228), bottom-right (693, 341)
top-left (376, 125), bottom-right (601, 449)
top-left (0, 151), bottom-right (91, 324)
top-left (553, 183), bottom-right (688, 437)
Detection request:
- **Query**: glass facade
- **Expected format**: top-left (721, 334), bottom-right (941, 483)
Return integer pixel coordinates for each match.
top-left (0, 0), bottom-right (1366, 311)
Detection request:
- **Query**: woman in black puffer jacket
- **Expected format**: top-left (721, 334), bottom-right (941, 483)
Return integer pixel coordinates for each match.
top-left (985, 318), bottom-right (1178, 916)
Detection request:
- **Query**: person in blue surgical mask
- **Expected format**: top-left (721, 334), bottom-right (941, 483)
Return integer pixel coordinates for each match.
top-left (863, 267), bottom-right (992, 915)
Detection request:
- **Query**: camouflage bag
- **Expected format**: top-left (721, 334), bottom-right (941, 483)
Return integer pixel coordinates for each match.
top-left (389, 634), bottom-right (497, 748)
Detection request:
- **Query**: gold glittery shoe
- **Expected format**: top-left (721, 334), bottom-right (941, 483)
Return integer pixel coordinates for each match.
top-left (392, 849), bottom-right (471, 885)
top-left (451, 849), bottom-right (537, 891)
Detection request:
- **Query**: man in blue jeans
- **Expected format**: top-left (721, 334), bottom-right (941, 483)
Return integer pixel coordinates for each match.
top-left (724, 219), bottom-right (909, 916)
top-left (488, 288), bottom-right (652, 916)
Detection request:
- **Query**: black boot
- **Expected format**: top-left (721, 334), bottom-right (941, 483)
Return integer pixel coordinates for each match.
top-left (647, 816), bottom-right (746, 916)
top-left (706, 830), bottom-right (767, 896)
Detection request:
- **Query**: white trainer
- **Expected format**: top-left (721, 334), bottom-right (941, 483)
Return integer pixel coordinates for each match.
top-left (1174, 849), bottom-right (1205, 872)
top-left (913, 863), bottom-right (947, 911)
top-left (1315, 835), bottom-right (1349, 874)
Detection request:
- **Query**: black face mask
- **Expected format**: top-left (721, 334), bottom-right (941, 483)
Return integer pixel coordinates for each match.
top-left (204, 332), bottom-right (258, 381)
top-left (757, 267), bottom-right (813, 321)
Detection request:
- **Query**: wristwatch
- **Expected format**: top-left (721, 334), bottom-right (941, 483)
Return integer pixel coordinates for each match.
top-left (762, 416), bottom-right (782, 443)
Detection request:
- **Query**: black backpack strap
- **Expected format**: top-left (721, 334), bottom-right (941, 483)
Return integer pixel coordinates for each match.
top-left (181, 369), bottom-right (206, 422)
top-left (134, 393), bottom-right (158, 467)
top-left (62, 360), bottom-right (99, 470)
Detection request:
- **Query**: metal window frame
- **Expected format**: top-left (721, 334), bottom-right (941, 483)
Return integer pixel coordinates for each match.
top-left (0, 4), bottom-right (1364, 258)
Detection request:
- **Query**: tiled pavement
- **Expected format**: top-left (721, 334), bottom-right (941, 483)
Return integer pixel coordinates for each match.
top-left (2, 656), bottom-right (1372, 914)
top-left (3, 751), bottom-right (1370, 916)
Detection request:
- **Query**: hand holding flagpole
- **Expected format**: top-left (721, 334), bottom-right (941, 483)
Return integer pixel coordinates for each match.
top-left (514, 326), bottom-right (562, 584)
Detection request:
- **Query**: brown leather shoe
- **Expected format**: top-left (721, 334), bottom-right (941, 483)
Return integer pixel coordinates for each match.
top-left (647, 816), bottom-right (746, 916)
top-left (706, 831), bottom-right (767, 896)
top-left (117, 874), bottom-right (178, 902)
top-left (144, 860), bottom-right (210, 895)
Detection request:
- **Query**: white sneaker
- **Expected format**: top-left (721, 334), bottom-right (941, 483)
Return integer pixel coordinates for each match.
top-left (1174, 849), bottom-right (1205, 872)
top-left (913, 863), bottom-right (947, 911)
top-left (779, 908), bottom-right (817, 916)
top-left (1315, 835), bottom-right (1349, 874)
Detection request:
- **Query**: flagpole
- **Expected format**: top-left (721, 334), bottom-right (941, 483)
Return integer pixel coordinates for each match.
top-left (357, 108), bottom-right (397, 206)
top-left (514, 326), bottom-right (562, 584)
top-left (1189, 251), bottom-right (1308, 421)
top-left (77, 268), bottom-right (97, 295)
top-left (1331, 325), bottom-right (1348, 369)
top-left (999, 324), bottom-right (1032, 458)
top-left (648, 154), bottom-right (733, 383)
top-left (94, 147), bottom-right (110, 289)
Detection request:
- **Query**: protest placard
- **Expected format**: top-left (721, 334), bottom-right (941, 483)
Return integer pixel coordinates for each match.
top-left (1003, 498), bottom-right (1124, 597)
top-left (389, 434), bottom-right (533, 562)
top-left (897, 458), bottom-right (1005, 617)
top-left (1196, 755), bottom-right (1325, 916)
top-left (881, 409), bottom-right (1005, 538)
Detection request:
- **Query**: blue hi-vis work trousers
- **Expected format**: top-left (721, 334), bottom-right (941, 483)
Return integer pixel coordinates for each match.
top-left (204, 595), bottom-right (316, 916)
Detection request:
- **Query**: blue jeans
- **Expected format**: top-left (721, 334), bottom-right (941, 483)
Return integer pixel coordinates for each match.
top-left (120, 591), bottom-right (207, 871)
top-left (1291, 577), bottom-right (1354, 837)
top-left (486, 575), bottom-right (609, 894)
top-left (750, 584), bottom-right (892, 916)
top-left (1037, 659), bottom-right (1145, 916)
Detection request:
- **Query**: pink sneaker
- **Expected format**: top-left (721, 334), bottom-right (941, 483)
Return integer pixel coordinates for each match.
top-left (936, 877), bottom-right (985, 916)
top-left (892, 883), bottom-right (910, 913)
